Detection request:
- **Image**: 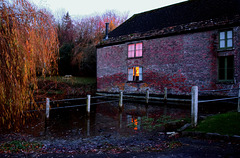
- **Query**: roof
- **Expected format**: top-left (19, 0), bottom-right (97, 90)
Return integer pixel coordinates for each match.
top-left (98, 0), bottom-right (240, 47)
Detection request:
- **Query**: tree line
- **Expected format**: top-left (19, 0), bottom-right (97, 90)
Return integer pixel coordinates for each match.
top-left (58, 10), bottom-right (128, 76)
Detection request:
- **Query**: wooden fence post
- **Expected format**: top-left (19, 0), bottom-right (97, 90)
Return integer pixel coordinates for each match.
top-left (87, 118), bottom-right (90, 136)
top-left (46, 98), bottom-right (50, 119)
top-left (146, 89), bottom-right (149, 104)
top-left (191, 86), bottom-right (198, 127)
top-left (238, 85), bottom-right (240, 112)
top-left (119, 91), bottom-right (123, 110)
top-left (87, 95), bottom-right (91, 116)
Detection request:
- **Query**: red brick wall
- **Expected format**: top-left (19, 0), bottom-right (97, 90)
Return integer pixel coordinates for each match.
top-left (97, 27), bottom-right (240, 96)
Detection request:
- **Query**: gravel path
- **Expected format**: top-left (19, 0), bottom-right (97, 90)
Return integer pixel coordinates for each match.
top-left (1, 131), bottom-right (240, 158)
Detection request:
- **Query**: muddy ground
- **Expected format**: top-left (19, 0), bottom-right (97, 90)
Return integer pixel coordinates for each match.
top-left (0, 131), bottom-right (240, 158)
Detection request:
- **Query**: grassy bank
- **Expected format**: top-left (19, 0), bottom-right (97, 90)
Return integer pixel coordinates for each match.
top-left (187, 112), bottom-right (240, 136)
top-left (36, 76), bottom-right (96, 99)
top-left (38, 76), bottom-right (96, 86)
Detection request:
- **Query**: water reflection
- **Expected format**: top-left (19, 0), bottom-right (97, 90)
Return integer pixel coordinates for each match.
top-left (1, 101), bottom-right (192, 138)
top-left (127, 115), bottom-right (141, 131)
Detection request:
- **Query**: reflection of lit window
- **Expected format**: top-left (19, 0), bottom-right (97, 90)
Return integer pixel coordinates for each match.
top-left (132, 118), bottom-right (138, 130)
top-left (127, 115), bottom-right (141, 131)
top-left (128, 66), bottom-right (143, 82)
top-left (128, 43), bottom-right (142, 58)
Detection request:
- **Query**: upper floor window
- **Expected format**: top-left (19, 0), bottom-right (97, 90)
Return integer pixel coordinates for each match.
top-left (128, 43), bottom-right (142, 58)
top-left (219, 30), bottom-right (233, 49)
top-left (128, 66), bottom-right (143, 82)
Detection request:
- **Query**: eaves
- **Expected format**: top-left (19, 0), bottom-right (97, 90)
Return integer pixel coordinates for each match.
top-left (96, 15), bottom-right (240, 48)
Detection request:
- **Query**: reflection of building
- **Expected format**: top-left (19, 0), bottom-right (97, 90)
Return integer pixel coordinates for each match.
top-left (127, 115), bottom-right (141, 131)
top-left (97, 0), bottom-right (240, 96)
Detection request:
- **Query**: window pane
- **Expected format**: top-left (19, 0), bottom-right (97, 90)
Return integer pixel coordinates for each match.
top-left (218, 56), bottom-right (234, 81)
top-left (227, 56), bottom-right (234, 68)
top-left (227, 31), bottom-right (232, 38)
top-left (219, 68), bottom-right (225, 80)
top-left (134, 67), bottom-right (139, 81)
top-left (139, 67), bottom-right (143, 81)
top-left (128, 44), bottom-right (135, 58)
top-left (128, 68), bottom-right (133, 81)
top-left (136, 43), bottom-right (142, 49)
top-left (227, 56), bottom-right (234, 80)
top-left (136, 50), bottom-right (142, 57)
top-left (135, 67), bottom-right (139, 77)
top-left (128, 44), bottom-right (134, 51)
top-left (136, 43), bottom-right (142, 57)
top-left (218, 57), bottom-right (226, 80)
top-left (220, 32), bottom-right (225, 40)
top-left (219, 57), bottom-right (225, 69)
top-left (227, 39), bottom-right (233, 47)
top-left (128, 51), bottom-right (134, 58)
top-left (220, 40), bottom-right (225, 48)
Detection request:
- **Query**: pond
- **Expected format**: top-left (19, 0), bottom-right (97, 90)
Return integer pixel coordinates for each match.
top-left (1, 98), bottom-right (237, 139)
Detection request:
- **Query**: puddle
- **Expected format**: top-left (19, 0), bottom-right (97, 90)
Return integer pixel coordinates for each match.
top-left (1, 98), bottom-right (237, 139)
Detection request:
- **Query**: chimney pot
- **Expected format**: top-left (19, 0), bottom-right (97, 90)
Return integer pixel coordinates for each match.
top-left (105, 23), bottom-right (109, 40)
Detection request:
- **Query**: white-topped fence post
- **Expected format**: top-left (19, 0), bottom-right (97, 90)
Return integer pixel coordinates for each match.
top-left (119, 91), bottom-right (123, 110)
top-left (46, 98), bottom-right (50, 119)
top-left (191, 86), bottom-right (198, 127)
top-left (87, 95), bottom-right (91, 116)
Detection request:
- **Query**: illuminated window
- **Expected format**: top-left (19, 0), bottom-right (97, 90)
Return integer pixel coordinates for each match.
top-left (136, 43), bottom-right (142, 57)
top-left (219, 30), bottom-right (233, 49)
top-left (128, 44), bottom-right (135, 58)
top-left (128, 43), bottom-right (142, 58)
top-left (128, 66), bottom-right (143, 81)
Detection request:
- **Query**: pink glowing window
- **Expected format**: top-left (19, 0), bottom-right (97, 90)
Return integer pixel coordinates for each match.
top-left (128, 44), bottom-right (135, 58)
top-left (136, 43), bottom-right (142, 57)
top-left (128, 43), bottom-right (142, 58)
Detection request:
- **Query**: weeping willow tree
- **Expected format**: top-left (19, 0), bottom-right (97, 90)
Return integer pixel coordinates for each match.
top-left (0, 0), bottom-right (59, 130)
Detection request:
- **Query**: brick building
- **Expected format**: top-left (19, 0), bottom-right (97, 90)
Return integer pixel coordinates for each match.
top-left (96, 0), bottom-right (240, 96)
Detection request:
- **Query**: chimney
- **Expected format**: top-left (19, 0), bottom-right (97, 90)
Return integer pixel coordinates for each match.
top-left (105, 22), bottom-right (109, 40)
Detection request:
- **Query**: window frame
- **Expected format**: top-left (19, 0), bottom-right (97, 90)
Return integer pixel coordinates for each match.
top-left (218, 30), bottom-right (233, 50)
top-left (218, 55), bottom-right (234, 82)
top-left (127, 42), bottom-right (143, 58)
top-left (127, 66), bottom-right (143, 82)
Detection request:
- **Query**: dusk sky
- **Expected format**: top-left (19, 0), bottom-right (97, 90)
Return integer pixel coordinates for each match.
top-left (31, 0), bottom-right (187, 18)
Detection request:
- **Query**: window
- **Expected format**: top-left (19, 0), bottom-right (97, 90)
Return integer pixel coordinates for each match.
top-left (128, 43), bottom-right (142, 58)
top-left (219, 30), bottom-right (233, 49)
top-left (218, 56), bottom-right (234, 81)
top-left (128, 66), bottom-right (143, 81)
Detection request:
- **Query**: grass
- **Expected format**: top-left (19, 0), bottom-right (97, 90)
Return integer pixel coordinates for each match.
top-left (36, 76), bottom-right (97, 98)
top-left (0, 140), bottom-right (43, 153)
top-left (187, 112), bottom-right (240, 136)
top-left (38, 76), bottom-right (96, 86)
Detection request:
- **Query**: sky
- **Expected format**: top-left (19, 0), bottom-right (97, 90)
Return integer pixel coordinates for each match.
top-left (31, 0), bottom-right (187, 18)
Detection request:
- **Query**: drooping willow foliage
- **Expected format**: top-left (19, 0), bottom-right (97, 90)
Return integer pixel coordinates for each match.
top-left (0, 0), bottom-right (59, 130)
